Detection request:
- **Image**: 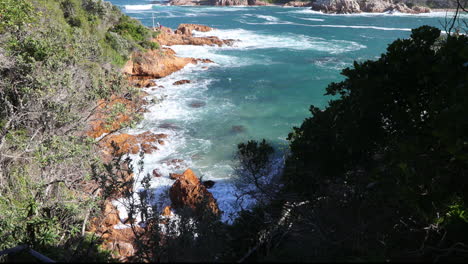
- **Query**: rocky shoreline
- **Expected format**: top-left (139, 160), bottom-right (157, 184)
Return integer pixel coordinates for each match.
top-left (87, 23), bottom-right (231, 261)
top-left (164, 0), bottom-right (460, 14)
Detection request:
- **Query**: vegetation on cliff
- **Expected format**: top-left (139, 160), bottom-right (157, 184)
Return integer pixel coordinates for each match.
top-left (0, 0), bottom-right (157, 261)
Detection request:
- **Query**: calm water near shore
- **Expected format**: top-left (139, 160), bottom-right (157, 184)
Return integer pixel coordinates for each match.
top-left (108, 1), bottom-right (455, 222)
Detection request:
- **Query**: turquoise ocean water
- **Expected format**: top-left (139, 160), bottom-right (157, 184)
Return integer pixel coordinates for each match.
top-left (108, 1), bottom-right (453, 223)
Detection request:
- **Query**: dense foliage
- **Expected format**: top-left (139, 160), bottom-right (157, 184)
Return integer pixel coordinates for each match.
top-left (282, 26), bottom-right (468, 261)
top-left (0, 0), bottom-right (157, 261)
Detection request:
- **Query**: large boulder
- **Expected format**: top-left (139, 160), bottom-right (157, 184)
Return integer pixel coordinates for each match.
top-left (360, 0), bottom-right (392, 12)
top-left (248, 0), bottom-right (274, 5)
top-left (123, 48), bottom-right (196, 79)
top-left (284, 1), bottom-right (312, 7)
top-left (169, 169), bottom-right (220, 216)
top-left (311, 0), bottom-right (361, 14)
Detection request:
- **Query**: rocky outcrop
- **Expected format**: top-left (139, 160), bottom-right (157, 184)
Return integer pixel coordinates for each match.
top-left (154, 25), bottom-right (235, 47)
top-left (284, 1), bottom-right (312, 7)
top-left (99, 131), bottom-right (168, 156)
top-left (128, 77), bottom-right (157, 88)
top-left (87, 95), bottom-right (146, 139)
top-left (202, 180), bottom-right (215, 189)
top-left (310, 0), bottom-right (431, 14)
top-left (123, 48), bottom-right (197, 79)
top-left (177, 23), bottom-right (213, 32)
top-left (169, 169), bottom-right (220, 216)
top-left (169, 0), bottom-right (272, 5)
top-left (210, 0), bottom-right (248, 5)
top-left (173, 80), bottom-right (191, 85)
top-left (311, 0), bottom-right (361, 13)
top-left (248, 0), bottom-right (274, 5)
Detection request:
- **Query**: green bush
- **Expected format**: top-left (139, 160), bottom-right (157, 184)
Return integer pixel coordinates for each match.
top-left (0, 0), bottom-right (34, 32)
top-left (284, 26), bottom-right (468, 260)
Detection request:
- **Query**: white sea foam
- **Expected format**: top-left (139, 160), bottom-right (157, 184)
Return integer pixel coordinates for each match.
top-left (287, 8), bottom-right (461, 18)
top-left (298, 17), bottom-right (325, 21)
top-left (194, 28), bottom-right (366, 53)
top-left (314, 24), bottom-right (411, 31)
top-left (124, 4), bottom-right (153, 10)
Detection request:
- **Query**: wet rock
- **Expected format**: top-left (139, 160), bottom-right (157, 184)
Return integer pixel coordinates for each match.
top-left (196, 58), bottom-right (215, 64)
top-left (152, 169), bottom-right (162, 177)
top-left (189, 101), bottom-right (206, 108)
top-left (173, 80), bottom-right (191, 85)
top-left (169, 172), bottom-right (183, 180)
top-left (158, 123), bottom-right (181, 130)
top-left (202, 180), bottom-right (215, 189)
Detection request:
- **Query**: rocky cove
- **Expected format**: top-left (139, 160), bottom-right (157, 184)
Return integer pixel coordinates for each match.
top-left (86, 23), bottom-right (234, 261)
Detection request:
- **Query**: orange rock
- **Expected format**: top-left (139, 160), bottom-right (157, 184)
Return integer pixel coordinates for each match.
top-left (153, 24), bottom-right (235, 47)
top-left (177, 23), bottom-right (213, 32)
top-left (99, 131), bottom-right (167, 156)
top-left (122, 48), bottom-right (196, 79)
top-left (103, 201), bottom-right (121, 227)
top-left (169, 169), bottom-right (220, 216)
top-left (169, 173), bottom-right (183, 180)
top-left (162, 206), bottom-right (172, 216)
top-left (130, 78), bottom-right (157, 88)
top-left (86, 95), bottom-right (145, 139)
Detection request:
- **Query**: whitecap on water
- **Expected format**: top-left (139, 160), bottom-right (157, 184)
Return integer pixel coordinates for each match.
top-left (194, 28), bottom-right (366, 53)
top-left (124, 4), bottom-right (153, 10)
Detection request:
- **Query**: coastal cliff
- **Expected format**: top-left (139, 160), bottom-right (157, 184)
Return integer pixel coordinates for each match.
top-left (310, 0), bottom-right (431, 14)
top-left (167, 0), bottom-right (453, 12)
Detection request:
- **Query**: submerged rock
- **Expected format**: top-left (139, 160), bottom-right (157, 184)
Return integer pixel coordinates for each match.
top-left (188, 101), bottom-right (206, 108)
top-left (152, 169), bottom-right (162, 177)
top-left (231, 125), bottom-right (246, 133)
top-left (173, 79), bottom-right (191, 85)
top-left (202, 180), bottom-right (216, 189)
